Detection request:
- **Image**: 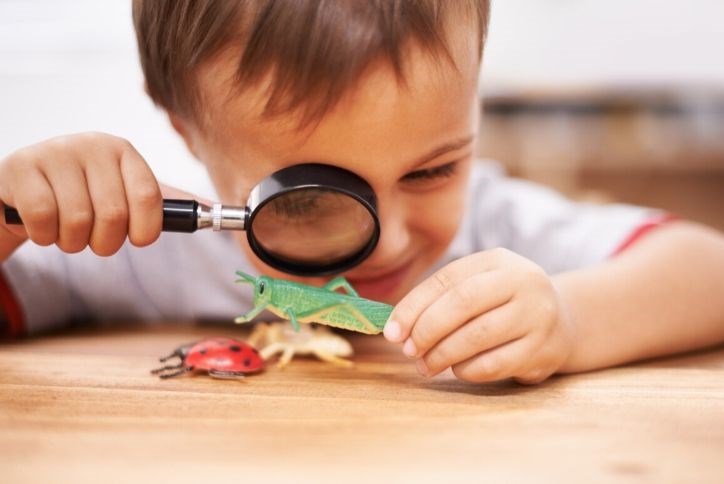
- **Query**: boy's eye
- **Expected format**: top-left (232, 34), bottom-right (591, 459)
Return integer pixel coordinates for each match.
top-left (268, 192), bottom-right (320, 218)
top-left (401, 161), bottom-right (459, 183)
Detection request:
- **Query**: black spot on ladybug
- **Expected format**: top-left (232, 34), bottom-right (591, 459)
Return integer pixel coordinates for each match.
top-left (244, 358), bottom-right (251, 367)
top-left (230, 345), bottom-right (241, 352)
top-left (199, 348), bottom-right (207, 354)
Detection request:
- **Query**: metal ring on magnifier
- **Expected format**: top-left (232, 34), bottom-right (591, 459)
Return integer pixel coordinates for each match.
top-left (246, 163), bottom-right (380, 276)
top-left (212, 203), bottom-right (223, 231)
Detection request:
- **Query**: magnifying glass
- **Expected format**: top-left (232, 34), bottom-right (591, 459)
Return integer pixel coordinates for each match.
top-left (2, 163), bottom-right (380, 277)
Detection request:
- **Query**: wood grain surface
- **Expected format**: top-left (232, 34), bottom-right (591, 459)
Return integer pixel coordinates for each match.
top-left (1, 322), bottom-right (723, 484)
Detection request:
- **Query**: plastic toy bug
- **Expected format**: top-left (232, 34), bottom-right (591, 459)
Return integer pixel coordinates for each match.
top-left (234, 271), bottom-right (393, 334)
top-left (248, 321), bottom-right (355, 368)
top-left (151, 337), bottom-right (265, 380)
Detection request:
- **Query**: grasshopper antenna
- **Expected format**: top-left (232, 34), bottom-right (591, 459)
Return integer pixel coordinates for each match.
top-left (235, 271), bottom-right (257, 285)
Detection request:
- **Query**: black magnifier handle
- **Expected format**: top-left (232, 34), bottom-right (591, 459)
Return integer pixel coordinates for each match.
top-left (3, 205), bottom-right (22, 225)
top-left (2, 199), bottom-right (249, 234)
top-left (161, 199), bottom-right (202, 232)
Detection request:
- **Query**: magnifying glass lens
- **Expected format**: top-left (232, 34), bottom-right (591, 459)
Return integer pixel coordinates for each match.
top-left (250, 188), bottom-right (375, 266)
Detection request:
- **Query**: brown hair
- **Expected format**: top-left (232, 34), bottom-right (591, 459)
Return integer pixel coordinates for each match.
top-left (132, 0), bottom-right (490, 128)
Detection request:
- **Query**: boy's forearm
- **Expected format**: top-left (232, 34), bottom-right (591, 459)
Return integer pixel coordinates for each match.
top-left (553, 221), bottom-right (724, 373)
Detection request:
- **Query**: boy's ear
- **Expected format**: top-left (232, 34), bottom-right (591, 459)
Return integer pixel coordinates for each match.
top-left (167, 112), bottom-right (201, 160)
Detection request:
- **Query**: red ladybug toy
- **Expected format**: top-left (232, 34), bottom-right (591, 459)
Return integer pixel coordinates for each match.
top-left (151, 337), bottom-right (265, 380)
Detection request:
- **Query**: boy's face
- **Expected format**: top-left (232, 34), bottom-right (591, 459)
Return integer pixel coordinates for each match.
top-left (178, 24), bottom-right (480, 304)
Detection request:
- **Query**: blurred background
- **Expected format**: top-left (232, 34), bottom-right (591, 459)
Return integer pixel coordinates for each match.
top-left (1, 0), bottom-right (722, 229)
top-left (480, 0), bottom-right (724, 230)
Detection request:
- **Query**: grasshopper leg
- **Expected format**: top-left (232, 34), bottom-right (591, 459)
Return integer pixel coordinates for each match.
top-left (323, 277), bottom-right (359, 297)
top-left (284, 307), bottom-right (301, 332)
top-left (298, 303), bottom-right (380, 334)
top-left (234, 303), bottom-right (266, 324)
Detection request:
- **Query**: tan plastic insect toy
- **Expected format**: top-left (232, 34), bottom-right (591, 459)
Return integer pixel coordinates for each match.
top-left (247, 321), bottom-right (354, 368)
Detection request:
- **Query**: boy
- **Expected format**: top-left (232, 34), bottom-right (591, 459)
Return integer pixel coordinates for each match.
top-left (1, 0), bottom-right (723, 384)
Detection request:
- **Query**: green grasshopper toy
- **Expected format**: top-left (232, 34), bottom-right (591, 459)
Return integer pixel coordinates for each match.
top-left (234, 271), bottom-right (393, 334)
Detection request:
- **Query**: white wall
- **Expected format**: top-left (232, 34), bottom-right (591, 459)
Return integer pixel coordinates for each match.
top-left (1, 0), bottom-right (722, 187)
top-left (483, 0), bottom-right (724, 90)
top-left (0, 0), bottom-right (213, 195)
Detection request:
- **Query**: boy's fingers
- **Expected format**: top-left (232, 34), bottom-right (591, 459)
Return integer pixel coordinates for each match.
top-left (385, 249), bottom-right (512, 342)
top-left (407, 270), bottom-right (513, 356)
top-left (449, 336), bottom-right (534, 383)
top-left (5, 164), bottom-right (58, 246)
top-left (0, 219), bottom-right (28, 241)
top-left (420, 304), bottom-right (525, 376)
top-left (120, 147), bottom-right (162, 247)
top-left (511, 333), bottom-right (565, 385)
top-left (42, 156), bottom-right (93, 253)
top-left (84, 155), bottom-right (129, 256)
top-left (0, 169), bottom-right (26, 240)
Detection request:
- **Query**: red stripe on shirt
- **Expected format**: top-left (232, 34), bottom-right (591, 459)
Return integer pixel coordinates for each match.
top-left (612, 214), bottom-right (679, 257)
top-left (0, 268), bottom-right (25, 338)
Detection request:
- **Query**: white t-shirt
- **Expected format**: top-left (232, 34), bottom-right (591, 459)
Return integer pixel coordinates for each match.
top-left (1, 161), bottom-right (663, 336)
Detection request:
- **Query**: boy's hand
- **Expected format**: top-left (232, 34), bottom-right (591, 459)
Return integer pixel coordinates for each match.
top-left (0, 133), bottom-right (163, 260)
top-left (383, 248), bottom-right (576, 384)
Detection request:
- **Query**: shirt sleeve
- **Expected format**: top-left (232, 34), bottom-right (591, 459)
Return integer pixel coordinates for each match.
top-left (0, 230), bottom-right (255, 337)
top-left (1, 243), bottom-right (79, 336)
top-left (1, 240), bottom-right (160, 336)
top-left (0, 266), bottom-right (25, 337)
top-left (456, 162), bottom-right (670, 275)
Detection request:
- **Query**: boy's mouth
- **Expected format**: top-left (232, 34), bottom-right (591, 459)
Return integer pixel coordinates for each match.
top-left (346, 261), bottom-right (413, 301)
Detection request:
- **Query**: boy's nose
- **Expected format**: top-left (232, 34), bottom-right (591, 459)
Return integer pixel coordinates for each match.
top-left (360, 202), bottom-right (411, 269)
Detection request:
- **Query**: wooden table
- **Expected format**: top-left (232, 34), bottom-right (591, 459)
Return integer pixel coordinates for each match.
top-left (1, 323), bottom-right (723, 483)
